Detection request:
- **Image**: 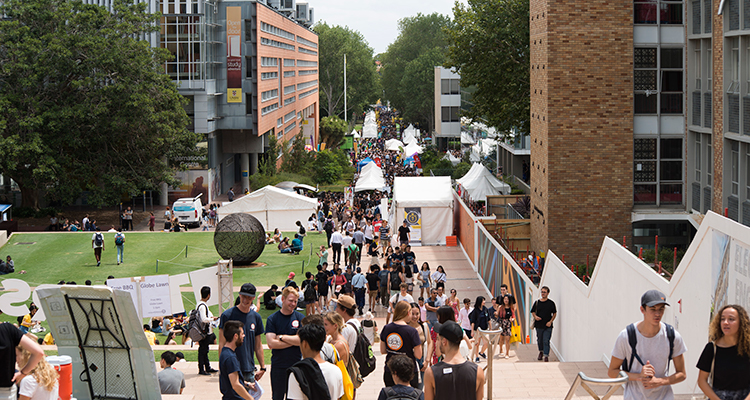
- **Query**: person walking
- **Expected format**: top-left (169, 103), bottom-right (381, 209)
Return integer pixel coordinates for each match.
top-left (696, 304), bottom-right (750, 400)
top-left (114, 228), bottom-right (125, 265)
top-left (423, 321), bottom-right (485, 400)
top-left (531, 286), bottom-right (557, 362)
top-left (607, 290), bottom-right (687, 399)
top-left (219, 284), bottom-right (265, 382)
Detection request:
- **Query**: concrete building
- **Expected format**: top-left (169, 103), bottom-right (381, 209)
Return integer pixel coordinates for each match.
top-left (84, 0), bottom-right (318, 204)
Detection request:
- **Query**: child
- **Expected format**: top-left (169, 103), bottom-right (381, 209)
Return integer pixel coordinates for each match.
top-left (377, 355), bottom-right (423, 400)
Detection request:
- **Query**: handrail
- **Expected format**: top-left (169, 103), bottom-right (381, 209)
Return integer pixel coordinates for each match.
top-left (563, 371), bottom-right (628, 400)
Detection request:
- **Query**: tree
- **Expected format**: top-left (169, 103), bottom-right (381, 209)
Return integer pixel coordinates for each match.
top-left (315, 23), bottom-right (379, 120)
top-left (445, 0), bottom-right (530, 135)
top-left (319, 116), bottom-right (348, 149)
top-left (0, 0), bottom-right (199, 208)
top-left (380, 13), bottom-right (450, 131)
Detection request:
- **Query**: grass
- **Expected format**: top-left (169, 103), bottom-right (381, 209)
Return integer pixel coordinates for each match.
top-left (0, 230), bottom-right (329, 346)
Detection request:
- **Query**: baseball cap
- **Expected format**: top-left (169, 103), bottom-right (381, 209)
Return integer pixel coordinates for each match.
top-left (437, 320), bottom-right (463, 345)
top-left (641, 289), bottom-right (670, 307)
top-left (239, 283), bottom-right (256, 297)
top-left (337, 295), bottom-right (356, 310)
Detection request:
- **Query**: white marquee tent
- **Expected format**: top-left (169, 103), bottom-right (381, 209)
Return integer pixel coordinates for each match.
top-left (217, 185), bottom-right (317, 231)
top-left (392, 176), bottom-right (453, 245)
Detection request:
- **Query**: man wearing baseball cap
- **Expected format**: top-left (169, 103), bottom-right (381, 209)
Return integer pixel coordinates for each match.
top-left (424, 321), bottom-right (485, 400)
top-left (219, 283), bottom-right (266, 385)
top-left (608, 290), bottom-right (687, 399)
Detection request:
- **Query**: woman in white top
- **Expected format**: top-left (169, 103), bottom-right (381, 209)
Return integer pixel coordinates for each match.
top-left (15, 347), bottom-right (58, 400)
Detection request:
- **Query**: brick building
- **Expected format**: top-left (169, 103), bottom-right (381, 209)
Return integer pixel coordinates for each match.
top-left (531, 0), bottom-right (750, 265)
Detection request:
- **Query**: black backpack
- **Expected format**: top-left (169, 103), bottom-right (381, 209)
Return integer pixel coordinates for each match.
top-left (621, 323), bottom-right (675, 372)
top-left (383, 387), bottom-right (422, 400)
top-left (94, 233), bottom-right (103, 246)
top-left (347, 321), bottom-right (377, 378)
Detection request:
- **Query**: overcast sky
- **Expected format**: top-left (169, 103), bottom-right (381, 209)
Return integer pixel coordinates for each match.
top-left (310, 0), bottom-right (466, 55)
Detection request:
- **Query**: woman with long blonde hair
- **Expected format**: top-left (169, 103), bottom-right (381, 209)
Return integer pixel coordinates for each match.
top-left (324, 312), bottom-right (349, 366)
top-left (15, 346), bottom-right (58, 400)
top-left (697, 304), bottom-right (750, 400)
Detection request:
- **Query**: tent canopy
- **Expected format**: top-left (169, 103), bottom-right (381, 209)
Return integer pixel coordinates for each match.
top-left (392, 177), bottom-right (453, 245)
top-left (217, 185), bottom-right (317, 231)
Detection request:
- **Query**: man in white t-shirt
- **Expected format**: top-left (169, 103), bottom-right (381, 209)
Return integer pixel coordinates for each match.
top-left (287, 324), bottom-right (343, 400)
top-left (607, 290), bottom-right (687, 400)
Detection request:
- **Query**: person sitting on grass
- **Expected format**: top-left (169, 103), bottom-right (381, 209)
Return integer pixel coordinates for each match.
top-left (377, 354), bottom-right (423, 400)
top-left (290, 234), bottom-right (304, 255)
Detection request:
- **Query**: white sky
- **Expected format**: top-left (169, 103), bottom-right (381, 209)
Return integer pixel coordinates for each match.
top-left (309, 0), bottom-right (467, 55)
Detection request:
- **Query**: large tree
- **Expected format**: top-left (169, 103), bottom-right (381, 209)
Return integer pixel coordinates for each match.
top-left (314, 22), bottom-right (379, 121)
top-left (445, 0), bottom-right (530, 135)
top-left (380, 13), bottom-right (450, 132)
top-left (0, 0), bottom-right (200, 208)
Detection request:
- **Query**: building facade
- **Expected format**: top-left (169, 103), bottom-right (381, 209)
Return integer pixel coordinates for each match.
top-left (531, 0), bottom-right (750, 264)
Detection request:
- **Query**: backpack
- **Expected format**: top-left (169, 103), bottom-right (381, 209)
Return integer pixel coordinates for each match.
top-left (94, 233), bottom-right (103, 247)
top-left (621, 323), bottom-right (675, 372)
top-left (347, 320), bottom-right (377, 378)
top-left (383, 387), bottom-right (422, 400)
top-left (187, 303), bottom-right (208, 342)
top-left (114, 234), bottom-right (124, 246)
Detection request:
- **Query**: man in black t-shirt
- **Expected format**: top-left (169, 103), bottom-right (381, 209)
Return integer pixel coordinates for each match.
top-left (530, 286), bottom-right (557, 362)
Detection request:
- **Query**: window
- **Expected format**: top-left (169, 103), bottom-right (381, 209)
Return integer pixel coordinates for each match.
top-left (297, 60), bottom-right (318, 67)
top-left (284, 96), bottom-right (296, 106)
top-left (732, 141), bottom-right (740, 196)
top-left (297, 36), bottom-right (318, 49)
top-left (441, 106), bottom-right (460, 122)
top-left (260, 37), bottom-right (295, 51)
top-left (284, 85), bottom-right (296, 95)
top-left (441, 79), bottom-right (460, 95)
top-left (299, 88), bottom-right (318, 99)
top-left (297, 79), bottom-right (317, 91)
top-left (284, 110), bottom-right (296, 123)
top-left (284, 59), bottom-right (296, 67)
top-left (261, 57), bottom-right (278, 67)
top-left (299, 69), bottom-right (317, 76)
top-left (261, 71), bottom-right (278, 80)
top-left (284, 71), bottom-right (296, 77)
top-left (634, 138), bottom-right (683, 205)
top-left (261, 89), bottom-right (278, 102)
top-left (634, 47), bottom-right (683, 114)
top-left (261, 103), bottom-right (279, 115)
top-left (299, 47), bottom-right (318, 56)
top-left (635, 0), bottom-right (683, 24)
top-left (260, 22), bottom-right (295, 40)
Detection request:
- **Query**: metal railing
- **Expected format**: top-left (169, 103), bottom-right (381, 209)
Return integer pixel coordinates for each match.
top-left (563, 371), bottom-right (628, 400)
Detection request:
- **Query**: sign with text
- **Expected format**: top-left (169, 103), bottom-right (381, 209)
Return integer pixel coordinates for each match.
top-left (226, 7), bottom-right (242, 103)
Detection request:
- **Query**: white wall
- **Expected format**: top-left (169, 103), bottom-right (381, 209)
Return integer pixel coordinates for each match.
top-left (540, 211), bottom-right (749, 395)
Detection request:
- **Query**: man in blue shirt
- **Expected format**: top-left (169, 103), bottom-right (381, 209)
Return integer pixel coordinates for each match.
top-left (219, 283), bottom-right (266, 384)
top-left (219, 321), bottom-right (253, 400)
top-left (265, 286), bottom-right (306, 400)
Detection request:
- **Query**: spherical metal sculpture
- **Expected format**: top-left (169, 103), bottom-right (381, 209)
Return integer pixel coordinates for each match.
top-left (214, 213), bottom-right (266, 264)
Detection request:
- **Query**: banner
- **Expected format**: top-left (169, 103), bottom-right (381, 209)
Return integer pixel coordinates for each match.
top-left (226, 7), bottom-right (242, 103)
top-left (404, 207), bottom-right (422, 245)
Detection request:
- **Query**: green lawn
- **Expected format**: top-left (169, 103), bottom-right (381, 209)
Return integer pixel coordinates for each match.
top-left (0, 230), bottom-right (328, 335)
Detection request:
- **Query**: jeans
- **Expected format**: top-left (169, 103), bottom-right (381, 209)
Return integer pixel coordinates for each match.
top-left (116, 245), bottom-right (124, 263)
top-left (354, 287), bottom-right (366, 311)
top-left (536, 327), bottom-right (553, 356)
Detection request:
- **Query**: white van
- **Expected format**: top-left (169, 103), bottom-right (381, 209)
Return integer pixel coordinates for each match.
top-left (172, 194), bottom-right (203, 228)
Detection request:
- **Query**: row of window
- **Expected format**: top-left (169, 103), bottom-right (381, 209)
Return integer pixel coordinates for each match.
top-left (261, 37), bottom-right (295, 51)
top-left (297, 79), bottom-right (317, 91)
top-left (260, 21), bottom-right (295, 41)
top-left (299, 88), bottom-right (317, 99)
top-left (297, 35), bottom-right (317, 49)
top-left (261, 89), bottom-right (278, 102)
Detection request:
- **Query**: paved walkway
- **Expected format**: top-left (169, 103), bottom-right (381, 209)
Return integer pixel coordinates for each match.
top-left (152, 246), bottom-right (645, 400)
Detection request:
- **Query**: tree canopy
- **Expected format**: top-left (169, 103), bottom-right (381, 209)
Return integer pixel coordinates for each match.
top-left (314, 22), bottom-right (379, 121)
top-left (445, 0), bottom-right (530, 135)
top-left (380, 13), bottom-right (450, 132)
top-left (0, 0), bottom-right (200, 208)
